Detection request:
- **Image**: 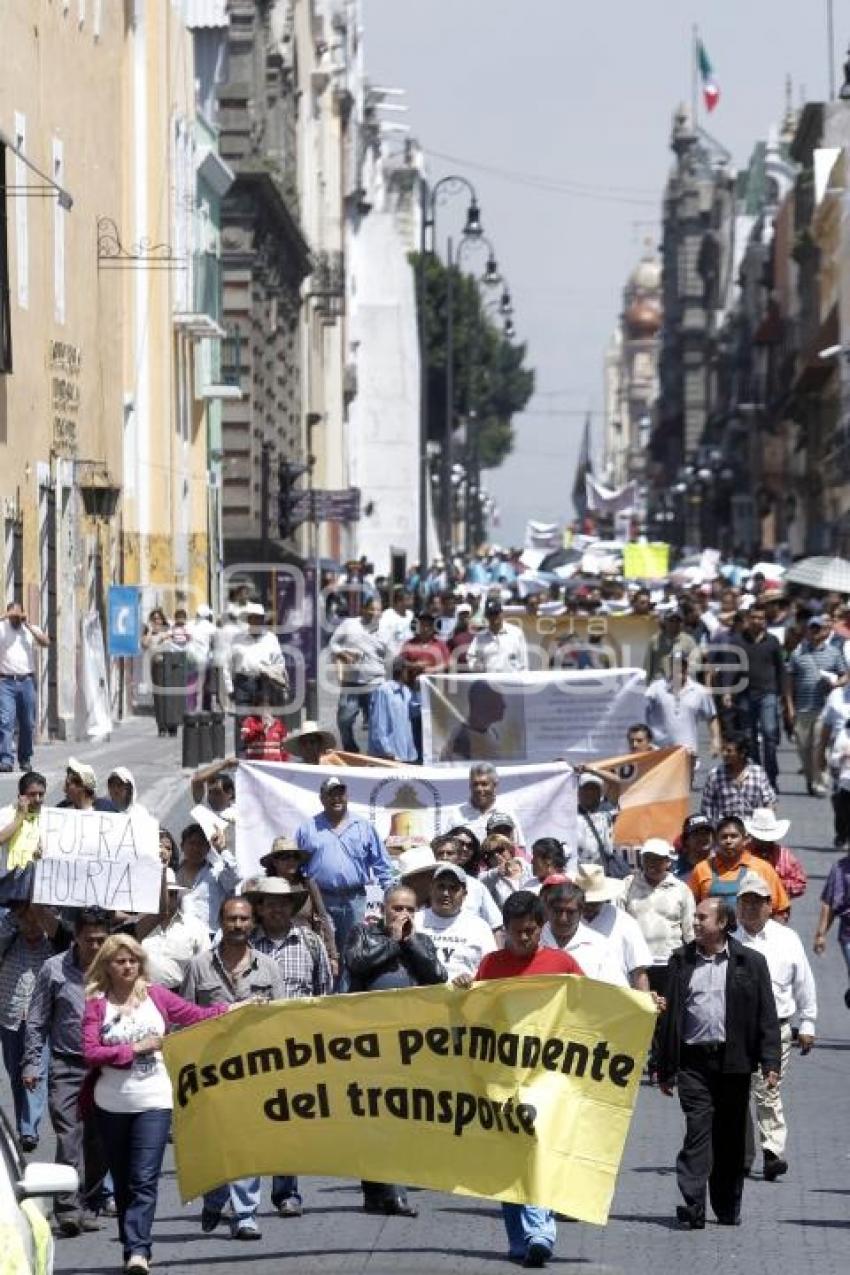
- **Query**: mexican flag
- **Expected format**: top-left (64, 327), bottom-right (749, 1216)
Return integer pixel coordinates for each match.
top-left (697, 38), bottom-right (720, 112)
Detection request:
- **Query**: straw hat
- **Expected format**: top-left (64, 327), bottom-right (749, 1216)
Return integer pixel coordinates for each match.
top-left (743, 808), bottom-right (790, 843)
top-left (285, 720), bottom-right (337, 757)
top-left (574, 864), bottom-right (624, 903)
top-left (259, 837), bottom-right (310, 870)
top-left (396, 846), bottom-right (438, 880)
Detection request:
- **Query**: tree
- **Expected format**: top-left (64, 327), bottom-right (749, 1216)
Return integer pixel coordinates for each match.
top-left (410, 252), bottom-right (535, 469)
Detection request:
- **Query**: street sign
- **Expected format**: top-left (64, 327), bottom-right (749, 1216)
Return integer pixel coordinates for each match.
top-left (290, 487), bottom-right (361, 524)
top-left (108, 585), bottom-right (141, 656)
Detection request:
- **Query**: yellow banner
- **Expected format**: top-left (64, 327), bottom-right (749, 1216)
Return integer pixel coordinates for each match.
top-left (622, 542), bottom-right (670, 580)
top-left (163, 977), bottom-right (654, 1225)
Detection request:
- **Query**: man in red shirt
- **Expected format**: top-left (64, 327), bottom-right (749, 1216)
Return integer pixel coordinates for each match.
top-left (477, 891), bottom-right (582, 1268)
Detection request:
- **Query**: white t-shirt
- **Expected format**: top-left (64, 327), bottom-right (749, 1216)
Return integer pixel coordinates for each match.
top-left (584, 903), bottom-right (652, 984)
top-left (415, 907), bottom-right (496, 979)
top-left (540, 920), bottom-right (625, 985)
top-left (94, 996), bottom-right (172, 1113)
top-left (644, 678), bottom-right (716, 755)
top-left (377, 608), bottom-right (414, 655)
top-left (0, 620), bottom-right (39, 676)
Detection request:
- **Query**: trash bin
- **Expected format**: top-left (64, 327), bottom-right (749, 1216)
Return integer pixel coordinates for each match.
top-left (211, 710), bottom-right (226, 760)
top-left (152, 650), bottom-right (187, 736)
top-left (197, 711), bottom-right (213, 765)
top-left (182, 713), bottom-right (200, 769)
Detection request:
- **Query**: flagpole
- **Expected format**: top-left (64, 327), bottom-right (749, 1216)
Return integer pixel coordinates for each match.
top-left (691, 24), bottom-right (699, 127)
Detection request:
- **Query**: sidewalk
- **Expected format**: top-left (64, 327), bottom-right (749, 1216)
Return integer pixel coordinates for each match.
top-left (0, 716), bottom-right (192, 832)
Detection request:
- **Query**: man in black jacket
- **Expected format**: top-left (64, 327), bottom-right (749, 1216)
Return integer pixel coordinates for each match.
top-left (657, 895), bottom-right (780, 1229)
top-left (344, 883), bottom-right (446, 1216)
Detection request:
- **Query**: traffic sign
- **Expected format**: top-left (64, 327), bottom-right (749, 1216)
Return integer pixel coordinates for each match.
top-left (108, 585), bottom-right (142, 656)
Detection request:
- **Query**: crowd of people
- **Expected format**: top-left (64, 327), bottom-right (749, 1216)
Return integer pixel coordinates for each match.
top-left (0, 552), bottom-right (848, 1271)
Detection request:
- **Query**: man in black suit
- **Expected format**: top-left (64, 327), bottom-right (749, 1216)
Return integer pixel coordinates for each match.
top-left (657, 895), bottom-right (781, 1229)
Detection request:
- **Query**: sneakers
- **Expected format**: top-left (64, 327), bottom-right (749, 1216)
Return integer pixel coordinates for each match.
top-left (233, 1223), bottom-right (262, 1241)
top-left (524, 1241), bottom-right (551, 1268)
top-left (276, 1197), bottom-right (303, 1217)
top-left (125, 1258), bottom-right (149, 1274)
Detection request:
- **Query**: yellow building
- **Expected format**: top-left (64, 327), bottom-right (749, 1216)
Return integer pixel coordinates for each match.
top-left (1, 1), bottom-right (221, 736)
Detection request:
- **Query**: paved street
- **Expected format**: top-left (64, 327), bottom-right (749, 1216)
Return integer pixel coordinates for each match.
top-left (2, 727), bottom-right (848, 1274)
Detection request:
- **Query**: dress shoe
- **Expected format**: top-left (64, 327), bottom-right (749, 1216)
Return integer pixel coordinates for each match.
top-left (675, 1205), bottom-right (705, 1230)
top-left (57, 1217), bottom-right (81, 1237)
top-left (276, 1197), bottom-right (303, 1217)
top-left (200, 1207), bottom-right (222, 1233)
top-left (844, 987), bottom-right (850, 1010)
top-left (524, 1241), bottom-right (551, 1267)
top-left (763, 1151), bottom-right (788, 1181)
top-left (19, 1135), bottom-right (38, 1154)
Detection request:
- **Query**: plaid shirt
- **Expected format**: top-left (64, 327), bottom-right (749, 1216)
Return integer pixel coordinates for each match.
top-left (251, 926), bottom-right (332, 999)
top-left (700, 762), bottom-right (777, 823)
top-left (0, 915), bottom-right (65, 1031)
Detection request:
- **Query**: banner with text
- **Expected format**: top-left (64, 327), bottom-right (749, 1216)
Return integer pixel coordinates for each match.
top-left (515, 613), bottom-right (655, 676)
top-left (235, 760), bottom-right (576, 877)
top-left (164, 976), bottom-right (654, 1224)
top-left (32, 807), bottom-right (162, 913)
top-left (421, 669), bottom-right (647, 765)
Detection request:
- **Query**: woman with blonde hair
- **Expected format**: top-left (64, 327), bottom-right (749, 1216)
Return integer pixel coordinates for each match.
top-left (82, 934), bottom-right (229, 1273)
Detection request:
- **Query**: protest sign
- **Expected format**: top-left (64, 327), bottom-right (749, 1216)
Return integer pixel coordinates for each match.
top-left (592, 746), bottom-right (691, 846)
top-left (515, 612), bottom-right (655, 675)
top-left (163, 975), bottom-right (654, 1224)
top-left (32, 807), bottom-right (162, 913)
top-left (622, 542), bottom-right (670, 580)
top-left (421, 669), bottom-right (646, 765)
top-left (235, 760), bottom-right (576, 877)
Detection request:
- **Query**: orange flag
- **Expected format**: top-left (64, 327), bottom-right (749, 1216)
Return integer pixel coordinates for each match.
top-left (591, 746), bottom-right (691, 846)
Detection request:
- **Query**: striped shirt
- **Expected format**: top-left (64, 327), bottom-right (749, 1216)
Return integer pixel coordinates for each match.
top-left (788, 640), bottom-right (847, 713)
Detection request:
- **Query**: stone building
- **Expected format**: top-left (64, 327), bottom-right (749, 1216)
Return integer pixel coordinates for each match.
top-left (603, 245), bottom-right (662, 492)
top-left (217, 0), bottom-right (310, 576)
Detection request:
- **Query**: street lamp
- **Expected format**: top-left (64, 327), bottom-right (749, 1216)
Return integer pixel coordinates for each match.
top-left (418, 173), bottom-right (484, 567)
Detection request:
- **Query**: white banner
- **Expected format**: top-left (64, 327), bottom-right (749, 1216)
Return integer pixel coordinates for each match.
top-left (585, 475), bottom-right (638, 516)
top-left (235, 761), bottom-right (577, 878)
top-left (421, 669), bottom-right (647, 765)
top-left (32, 807), bottom-right (162, 913)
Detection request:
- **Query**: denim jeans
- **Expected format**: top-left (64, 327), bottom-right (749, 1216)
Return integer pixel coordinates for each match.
top-left (0, 674), bottom-right (36, 768)
top-left (0, 1023), bottom-right (47, 1140)
top-left (738, 692), bottom-right (780, 786)
top-left (336, 689), bottom-right (373, 753)
top-left (271, 1174), bottom-right (300, 1206)
top-left (501, 1202), bottom-right (556, 1259)
top-left (203, 1176), bottom-right (261, 1230)
top-left (841, 937), bottom-right (850, 978)
top-left (95, 1106), bottom-right (171, 1260)
top-left (323, 890), bottom-right (367, 979)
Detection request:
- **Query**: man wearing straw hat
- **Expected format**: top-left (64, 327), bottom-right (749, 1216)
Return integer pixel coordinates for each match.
top-left (284, 721), bottom-right (338, 765)
top-left (575, 864), bottom-right (651, 991)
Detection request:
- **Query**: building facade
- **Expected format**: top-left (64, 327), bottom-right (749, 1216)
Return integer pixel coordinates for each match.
top-left (603, 245), bottom-right (662, 492)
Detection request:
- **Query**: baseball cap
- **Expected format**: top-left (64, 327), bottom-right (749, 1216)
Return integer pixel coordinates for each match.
top-left (683, 814), bottom-right (713, 837)
top-left (486, 810), bottom-right (516, 832)
top-left (540, 873), bottom-right (571, 890)
top-left (319, 777), bottom-right (346, 796)
top-left (807, 613), bottom-right (829, 628)
top-left (641, 837), bottom-right (675, 860)
top-left (433, 863), bottom-right (467, 886)
top-left (736, 871), bottom-right (771, 899)
top-left (578, 772), bottom-right (604, 789)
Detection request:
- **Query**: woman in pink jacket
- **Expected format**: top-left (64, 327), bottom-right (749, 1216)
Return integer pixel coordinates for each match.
top-left (82, 933), bottom-right (229, 1274)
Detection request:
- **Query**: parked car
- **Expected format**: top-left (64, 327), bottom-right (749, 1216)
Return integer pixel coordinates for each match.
top-left (0, 1107), bottom-right (77, 1274)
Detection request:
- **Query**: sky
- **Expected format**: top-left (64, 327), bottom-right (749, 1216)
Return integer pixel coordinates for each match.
top-left (362, 0), bottom-right (845, 545)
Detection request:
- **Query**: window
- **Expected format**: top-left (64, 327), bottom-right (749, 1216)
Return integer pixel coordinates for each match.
top-left (53, 139), bottom-right (65, 325)
top-left (0, 145), bottom-right (11, 373)
top-left (14, 113), bottom-right (28, 309)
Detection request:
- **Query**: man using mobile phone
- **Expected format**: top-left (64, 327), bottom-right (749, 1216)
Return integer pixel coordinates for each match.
top-left (0, 600), bottom-right (50, 773)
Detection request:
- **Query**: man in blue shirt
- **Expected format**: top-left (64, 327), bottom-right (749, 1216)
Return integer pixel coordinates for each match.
top-left (368, 659), bottom-right (417, 762)
top-left (295, 777), bottom-right (394, 958)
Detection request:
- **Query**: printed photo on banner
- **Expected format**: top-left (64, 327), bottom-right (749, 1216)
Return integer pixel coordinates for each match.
top-left (421, 669), bottom-right (647, 765)
top-left (32, 806), bottom-right (163, 912)
top-left (235, 760), bottom-right (577, 878)
top-left (163, 975), bottom-right (655, 1225)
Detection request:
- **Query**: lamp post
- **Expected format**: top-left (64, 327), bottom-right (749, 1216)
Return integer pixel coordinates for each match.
top-left (418, 175), bottom-right (483, 569)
